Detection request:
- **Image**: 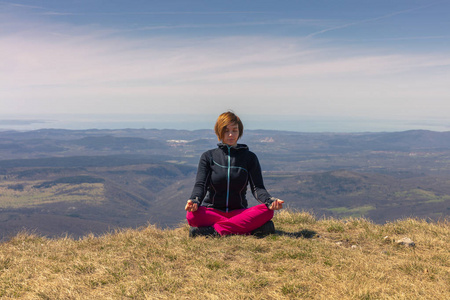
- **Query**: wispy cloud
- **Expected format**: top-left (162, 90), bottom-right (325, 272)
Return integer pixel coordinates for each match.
top-left (1, 22), bottom-right (449, 116)
top-left (0, 2), bottom-right (268, 16)
top-left (340, 35), bottom-right (450, 42)
top-left (131, 19), bottom-right (324, 32)
top-left (0, 1), bottom-right (43, 9)
top-left (306, 1), bottom-right (446, 38)
top-left (1, 1), bottom-right (449, 119)
top-left (0, 1), bottom-right (327, 33)
top-left (77, 11), bottom-right (269, 16)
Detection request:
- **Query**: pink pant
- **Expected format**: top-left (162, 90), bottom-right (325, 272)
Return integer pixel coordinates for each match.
top-left (186, 204), bottom-right (274, 236)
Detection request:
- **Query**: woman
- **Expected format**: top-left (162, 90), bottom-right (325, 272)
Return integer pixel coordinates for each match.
top-left (185, 111), bottom-right (284, 237)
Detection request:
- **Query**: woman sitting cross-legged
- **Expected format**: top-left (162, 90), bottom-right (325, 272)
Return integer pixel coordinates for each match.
top-left (185, 111), bottom-right (284, 237)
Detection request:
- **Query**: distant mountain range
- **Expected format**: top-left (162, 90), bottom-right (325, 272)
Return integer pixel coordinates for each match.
top-left (0, 129), bottom-right (449, 240)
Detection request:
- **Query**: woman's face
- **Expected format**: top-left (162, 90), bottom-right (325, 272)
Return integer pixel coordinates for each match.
top-left (222, 123), bottom-right (240, 146)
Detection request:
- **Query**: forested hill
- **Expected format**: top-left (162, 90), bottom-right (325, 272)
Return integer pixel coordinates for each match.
top-left (0, 128), bottom-right (449, 239)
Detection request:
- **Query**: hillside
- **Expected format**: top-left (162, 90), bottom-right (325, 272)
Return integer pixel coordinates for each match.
top-left (0, 129), bottom-right (450, 239)
top-left (0, 211), bottom-right (448, 299)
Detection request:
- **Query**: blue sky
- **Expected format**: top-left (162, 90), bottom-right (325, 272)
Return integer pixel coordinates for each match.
top-left (1, 0), bottom-right (450, 131)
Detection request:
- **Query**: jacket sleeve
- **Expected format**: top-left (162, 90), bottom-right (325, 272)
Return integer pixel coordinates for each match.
top-left (189, 151), bottom-right (211, 204)
top-left (247, 152), bottom-right (274, 208)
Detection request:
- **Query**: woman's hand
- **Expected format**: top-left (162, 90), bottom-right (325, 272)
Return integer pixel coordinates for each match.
top-left (269, 198), bottom-right (284, 211)
top-left (185, 199), bottom-right (198, 212)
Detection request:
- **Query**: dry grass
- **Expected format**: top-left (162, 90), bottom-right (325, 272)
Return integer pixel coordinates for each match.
top-left (0, 210), bottom-right (448, 299)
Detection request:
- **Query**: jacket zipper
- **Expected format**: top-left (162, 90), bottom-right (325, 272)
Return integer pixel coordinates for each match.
top-left (226, 145), bottom-right (231, 212)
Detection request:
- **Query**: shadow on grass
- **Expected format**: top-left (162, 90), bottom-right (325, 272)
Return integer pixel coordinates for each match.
top-left (275, 229), bottom-right (317, 239)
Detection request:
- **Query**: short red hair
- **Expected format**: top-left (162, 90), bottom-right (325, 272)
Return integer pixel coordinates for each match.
top-left (214, 111), bottom-right (244, 141)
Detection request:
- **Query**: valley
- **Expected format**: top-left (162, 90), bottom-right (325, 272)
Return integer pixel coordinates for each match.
top-left (0, 128), bottom-right (449, 239)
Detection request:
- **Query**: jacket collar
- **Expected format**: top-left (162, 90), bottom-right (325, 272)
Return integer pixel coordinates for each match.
top-left (217, 143), bottom-right (248, 151)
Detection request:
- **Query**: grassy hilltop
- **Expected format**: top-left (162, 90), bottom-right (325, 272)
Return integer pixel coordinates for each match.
top-left (0, 211), bottom-right (448, 299)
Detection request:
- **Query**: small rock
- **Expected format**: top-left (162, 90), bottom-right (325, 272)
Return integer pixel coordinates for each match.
top-left (396, 237), bottom-right (415, 247)
top-left (383, 236), bottom-right (393, 244)
top-left (335, 241), bottom-right (343, 246)
top-left (351, 245), bottom-right (358, 249)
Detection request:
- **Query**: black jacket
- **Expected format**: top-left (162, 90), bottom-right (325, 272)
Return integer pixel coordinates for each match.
top-left (189, 143), bottom-right (274, 212)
